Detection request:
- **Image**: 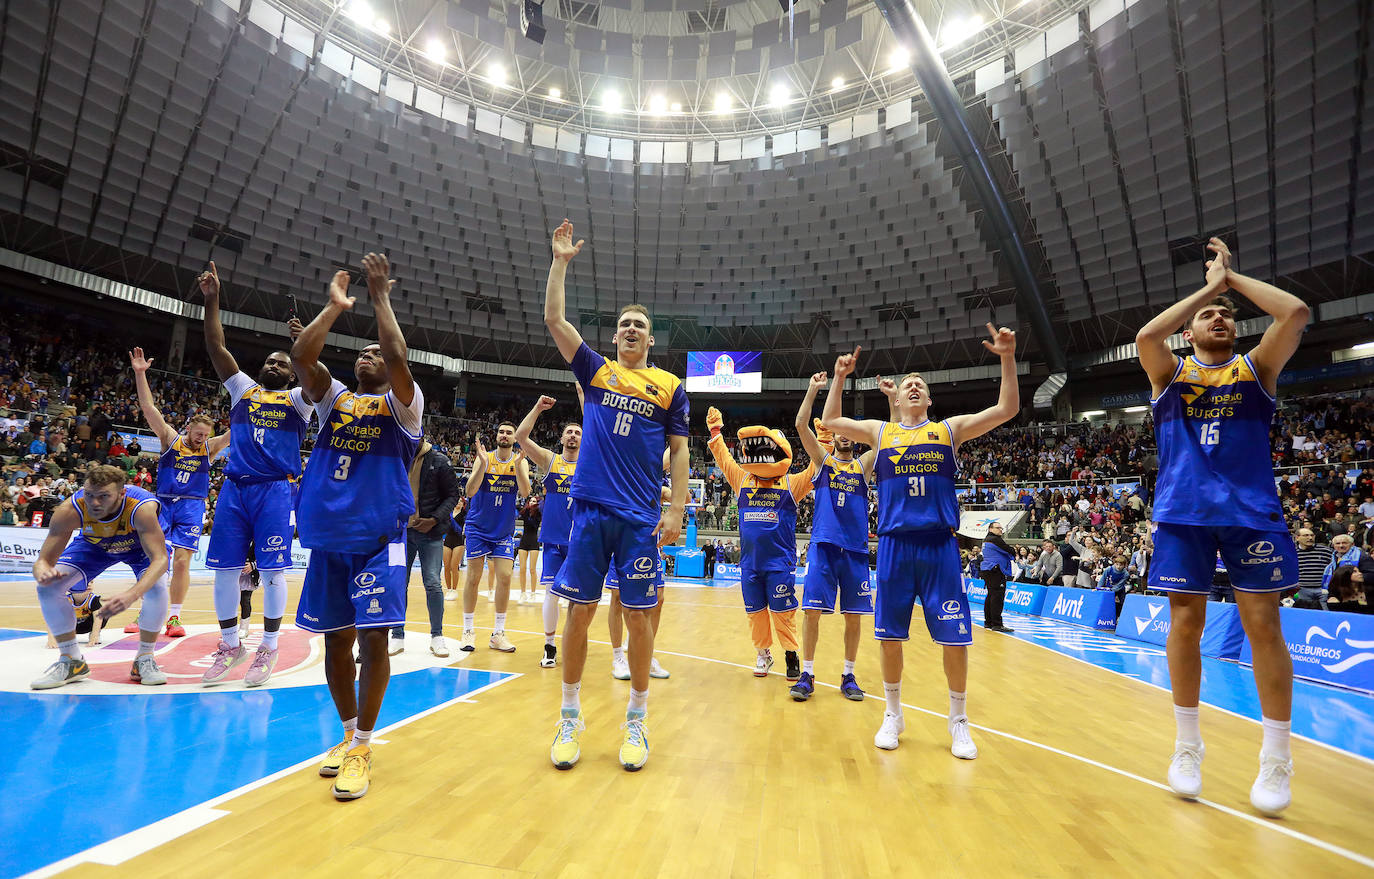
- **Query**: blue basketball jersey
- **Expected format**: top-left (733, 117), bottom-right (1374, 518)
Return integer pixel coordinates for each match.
top-left (810, 454), bottom-right (869, 553)
top-left (223, 372), bottom-right (311, 483)
top-left (874, 419), bottom-right (959, 534)
top-left (71, 485), bottom-right (158, 563)
top-left (1151, 354), bottom-right (1283, 528)
top-left (157, 436), bottom-right (211, 498)
top-left (737, 474), bottom-right (805, 574)
top-left (297, 379), bottom-right (423, 553)
top-left (466, 450), bottom-right (522, 541)
top-left (568, 342), bottom-right (689, 526)
top-left (539, 454), bottom-right (577, 545)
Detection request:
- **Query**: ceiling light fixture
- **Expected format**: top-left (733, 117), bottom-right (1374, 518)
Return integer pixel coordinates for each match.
top-left (489, 63), bottom-right (507, 85)
top-left (830, 76), bottom-right (845, 91)
top-left (347, 1), bottom-right (373, 26)
top-left (424, 38), bottom-right (446, 63)
top-left (649, 94), bottom-right (668, 115)
top-left (889, 47), bottom-right (909, 70)
top-left (670, 101), bottom-right (682, 112)
top-left (940, 14), bottom-right (986, 49)
top-left (769, 84), bottom-right (790, 107)
top-left (548, 87), bottom-right (562, 101)
top-left (714, 92), bottom-right (732, 113)
top-left (603, 89), bottom-right (621, 111)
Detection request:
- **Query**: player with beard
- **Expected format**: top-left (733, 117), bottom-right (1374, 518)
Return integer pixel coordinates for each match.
top-left (460, 421), bottom-right (530, 652)
top-left (197, 262), bottom-right (314, 686)
top-left (822, 325), bottom-right (1019, 759)
top-left (124, 348), bottom-right (229, 638)
top-left (1137, 238), bottom-right (1307, 816)
top-left (544, 219), bottom-right (689, 772)
top-left (292, 254), bottom-right (424, 800)
top-left (513, 393), bottom-right (582, 668)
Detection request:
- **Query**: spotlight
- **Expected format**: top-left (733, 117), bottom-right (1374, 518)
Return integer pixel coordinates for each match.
top-left (714, 92), bottom-right (732, 113)
top-left (347, 1), bottom-right (373, 25)
top-left (940, 14), bottom-right (985, 49)
top-left (670, 101), bottom-right (682, 112)
top-left (603, 89), bottom-right (621, 111)
top-left (649, 94), bottom-right (667, 115)
top-left (489, 63), bottom-right (507, 85)
top-left (521, 0), bottom-right (546, 44)
top-left (889, 47), bottom-right (909, 70)
top-left (769, 84), bottom-right (789, 107)
top-left (548, 87), bottom-right (562, 101)
top-left (424, 38), bottom-right (446, 64)
top-left (830, 76), bottom-right (844, 91)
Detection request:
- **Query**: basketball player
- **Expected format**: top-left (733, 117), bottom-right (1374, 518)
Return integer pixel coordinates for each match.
top-left (792, 371), bottom-right (878, 701)
top-left (197, 262), bottom-right (313, 687)
top-left (544, 219), bottom-right (689, 771)
top-left (1136, 237), bottom-right (1307, 816)
top-left (30, 465), bottom-right (170, 689)
top-left (822, 325), bottom-right (1019, 758)
top-left (291, 253), bottom-right (424, 801)
top-left (512, 394), bottom-right (581, 668)
top-left (605, 449), bottom-right (673, 681)
top-left (125, 348), bottom-right (229, 637)
top-left (460, 423), bottom-right (530, 652)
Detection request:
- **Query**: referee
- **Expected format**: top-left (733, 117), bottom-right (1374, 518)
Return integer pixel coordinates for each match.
top-left (979, 522), bottom-right (1015, 633)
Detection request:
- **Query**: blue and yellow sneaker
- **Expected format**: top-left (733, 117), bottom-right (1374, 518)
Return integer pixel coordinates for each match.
top-left (319, 739), bottom-right (351, 777)
top-left (840, 674), bottom-right (865, 701)
top-left (789, 671), bottom-right (814, 702)
top-left (551, 713), bottom-right (585, 769)
top-left (619, 715), bottom-right (650, 771)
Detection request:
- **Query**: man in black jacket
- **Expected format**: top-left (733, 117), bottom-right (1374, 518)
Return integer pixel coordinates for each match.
top-left (391, 440), bottom-right (464, 657)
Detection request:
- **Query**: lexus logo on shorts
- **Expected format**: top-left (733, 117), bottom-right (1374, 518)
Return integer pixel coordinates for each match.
top-left (634, 556), bottom-right (655, 573)
top-left (354, 572), bottom-right (377, 587)
top-left (941, 600), bottom-right (962, 615)
top-left (266, 535), bottom-right (284, 548)
top-left (1247, 540), bottom-right (1275, 556)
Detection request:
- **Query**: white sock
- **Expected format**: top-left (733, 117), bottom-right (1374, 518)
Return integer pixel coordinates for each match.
top-left (137, 640), bottom-right (155, 657)
top-left (843, 659), bottom-right (856, 676)
top-left (351, 728), bottom-right (372, 749)
top-left (612, 647), bottom-right (626, 663)
top-left (494, 612), bottom-right (507, 634)
top-left (261, 629), bottom-right (280, 650)
top-left (169, 604), bottom-right (183, 618)
top-left (801, 659), bottom-right (814, 675)
top-left (57, 637), bottom-right (82, 660)
top-left (343, 717), bottom-right (358, 740)
top-left (884, 680), bottom-right (902, 716)
top-left (542, 590), bottom-right (559, 638)
top-left (1261, 716), bottom-right (1292, 762)
top-left (463, 613), bottom-right (475, 631)
top-left (221, 624), bottom-right (241, 649)
top-left (545, 634), bottom-right (556, 646)
top-left (561, 681), bottom-right (581, 714)
top-left (949, 690), bottom-right (967, 721)
top-left (1174, 705), bottom-right (1202, 746)
top-left (628, 687), bottom-right (648, 717)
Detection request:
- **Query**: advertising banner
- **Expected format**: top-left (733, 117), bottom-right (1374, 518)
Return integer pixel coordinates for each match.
top-left (1117, 595), bottom-right (1245, 659)
top-left (1240, 606), bottom-right (1374, 693)
top-left (1004, 582), bottom-right (1048, 616)
top-left (1041, 586), bottom-right (1117, 631)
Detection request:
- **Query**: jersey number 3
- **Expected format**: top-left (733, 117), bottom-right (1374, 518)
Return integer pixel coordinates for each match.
top-left (333, 455), bottom-right (353, 481)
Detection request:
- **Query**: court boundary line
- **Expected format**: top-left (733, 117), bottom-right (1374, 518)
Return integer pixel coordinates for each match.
top-left (17, 672), bottom-right (519, 879)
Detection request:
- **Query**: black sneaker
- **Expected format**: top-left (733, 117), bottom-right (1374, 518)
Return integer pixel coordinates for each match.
top-left (540, 643), bottom-right (558, 668)
top-left (784, 651), bottom-right (801, 682)
top-left (993, 625), bottom-right (1015, 633)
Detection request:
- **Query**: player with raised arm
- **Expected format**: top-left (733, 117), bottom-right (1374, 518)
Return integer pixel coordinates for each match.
top-left (459, 424), bottom-right (530, 653)
top-left (124, 347), bottom-right (229, 638)
top-left (197, 262), bottom-right (314, 686)
top-left (30, 465), bottom-right (171, 689)
top-left (544, 219), bottom-right (689, 771)
top-left (291, 253), bottom-right (424, 801)
top-left (822, 325), bottom-right (1018, 758)
top-left (1136, 238), bottom-right (1307, 816)
top-left (790, 372), bottom-right (885, 702)
top-left (513, 393), bottom-right (581, 668)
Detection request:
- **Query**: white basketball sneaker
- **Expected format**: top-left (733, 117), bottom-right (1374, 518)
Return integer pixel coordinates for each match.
top-left (1249, 752), bottom-right (1293, 816)
top-left (1167, 741), bottom-right (1205, 799)
top-left (949, 716), bottom-right (978, 760)
top-left (611, 655), bottom-right (631, 681)
top-left (874, 712), bottom-right (905, 750)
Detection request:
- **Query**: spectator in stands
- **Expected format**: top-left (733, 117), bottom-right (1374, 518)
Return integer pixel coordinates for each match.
top-left (1098, 554), bottom-right (1131, 618)
top-left (1031, 539), bottom-right (1062, 586)
top-left (1326, 566), bottom-right (1369, 614)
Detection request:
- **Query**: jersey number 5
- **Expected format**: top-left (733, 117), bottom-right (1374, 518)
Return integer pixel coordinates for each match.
top-left (333, 455), bottom-right (353, 481)
top-left (613, 411), bottom-right (633, 436)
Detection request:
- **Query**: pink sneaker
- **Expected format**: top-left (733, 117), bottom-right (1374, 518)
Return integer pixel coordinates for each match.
top-left (201, 641), bottom-right (248, 685)
top-left (243, 645), bottom-right (279, 687)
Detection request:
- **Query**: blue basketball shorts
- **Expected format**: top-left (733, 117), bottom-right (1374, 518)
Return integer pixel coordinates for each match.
top-left (803, 542), bottom-right (874, 615)
top-left (741, 565), bottom-right (799, 614)
top-left (874, 531), bottom-right (972, 645)
top-left (157, 495), bottom-right (206, 551)
top-left (540, 542), bottom-right (569, 588)
top-left (1148, 522), bottom-right (1299, 594)
top-left (604, 552), bottom-right (664, 591)
top-left (465, 530), bottom-right (515, 561)
top-left (205, 479), bottom-right (296, 571)
top-left (57, 541), bottom-right (153, 589)
top-left (296, 534), bottom-right (408, 632)
top-left (554, 499), bottom-right (661, 610)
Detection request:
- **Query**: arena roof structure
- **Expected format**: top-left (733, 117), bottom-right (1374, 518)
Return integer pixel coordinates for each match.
top-left (0, 0), bottom-right (1371, 380)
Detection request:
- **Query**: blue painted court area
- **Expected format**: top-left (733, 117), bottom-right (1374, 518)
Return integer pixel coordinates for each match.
top-left (1, 664), bottom-right (513, 878)
top-left (983, 608), bottom-right (1374, 762)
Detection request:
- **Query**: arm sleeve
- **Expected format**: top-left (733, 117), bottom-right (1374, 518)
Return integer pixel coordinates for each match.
top-left (223, 372), bottom-right (256, 402)
top-left (707, 433), bottom-right (746, 494)
top-left (569, 342), bottom-right (604, 388)
top-left (387, 382), bottom-right (424, 437)
top-left (667, 382), bottom-right (690, 438)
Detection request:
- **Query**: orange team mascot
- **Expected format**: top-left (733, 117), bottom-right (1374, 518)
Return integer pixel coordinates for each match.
top-left (706, 406), bottom-right (823, 682)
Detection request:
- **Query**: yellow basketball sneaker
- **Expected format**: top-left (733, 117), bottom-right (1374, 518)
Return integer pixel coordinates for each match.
top-left (619, 716), bottom-right (650, 771)
top-left (319, 738), bottom-right (351, 777)
top-left (550, 713), bottom-right (585, 769)
top-left (332, 745), bottom-right (372, 800)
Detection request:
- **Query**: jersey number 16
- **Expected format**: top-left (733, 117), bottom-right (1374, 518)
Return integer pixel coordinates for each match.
top-left (613, 411), bottom-right (633, 436)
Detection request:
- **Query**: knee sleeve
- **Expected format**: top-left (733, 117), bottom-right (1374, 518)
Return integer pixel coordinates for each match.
top-left (213, 569), bottom-right (242, 620)
top-left (771, 610), bottom-right (799, 652)
top-left (542, 590), bottom-right (560, 635)
top-left (37, 570), bottom-right (84, 636)
top-left (137, 575), bottom-right (170, 633)
top-left (262, 569), bottom-right (288, 619)
top-left (749, 609), bottom-right (772, 650)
